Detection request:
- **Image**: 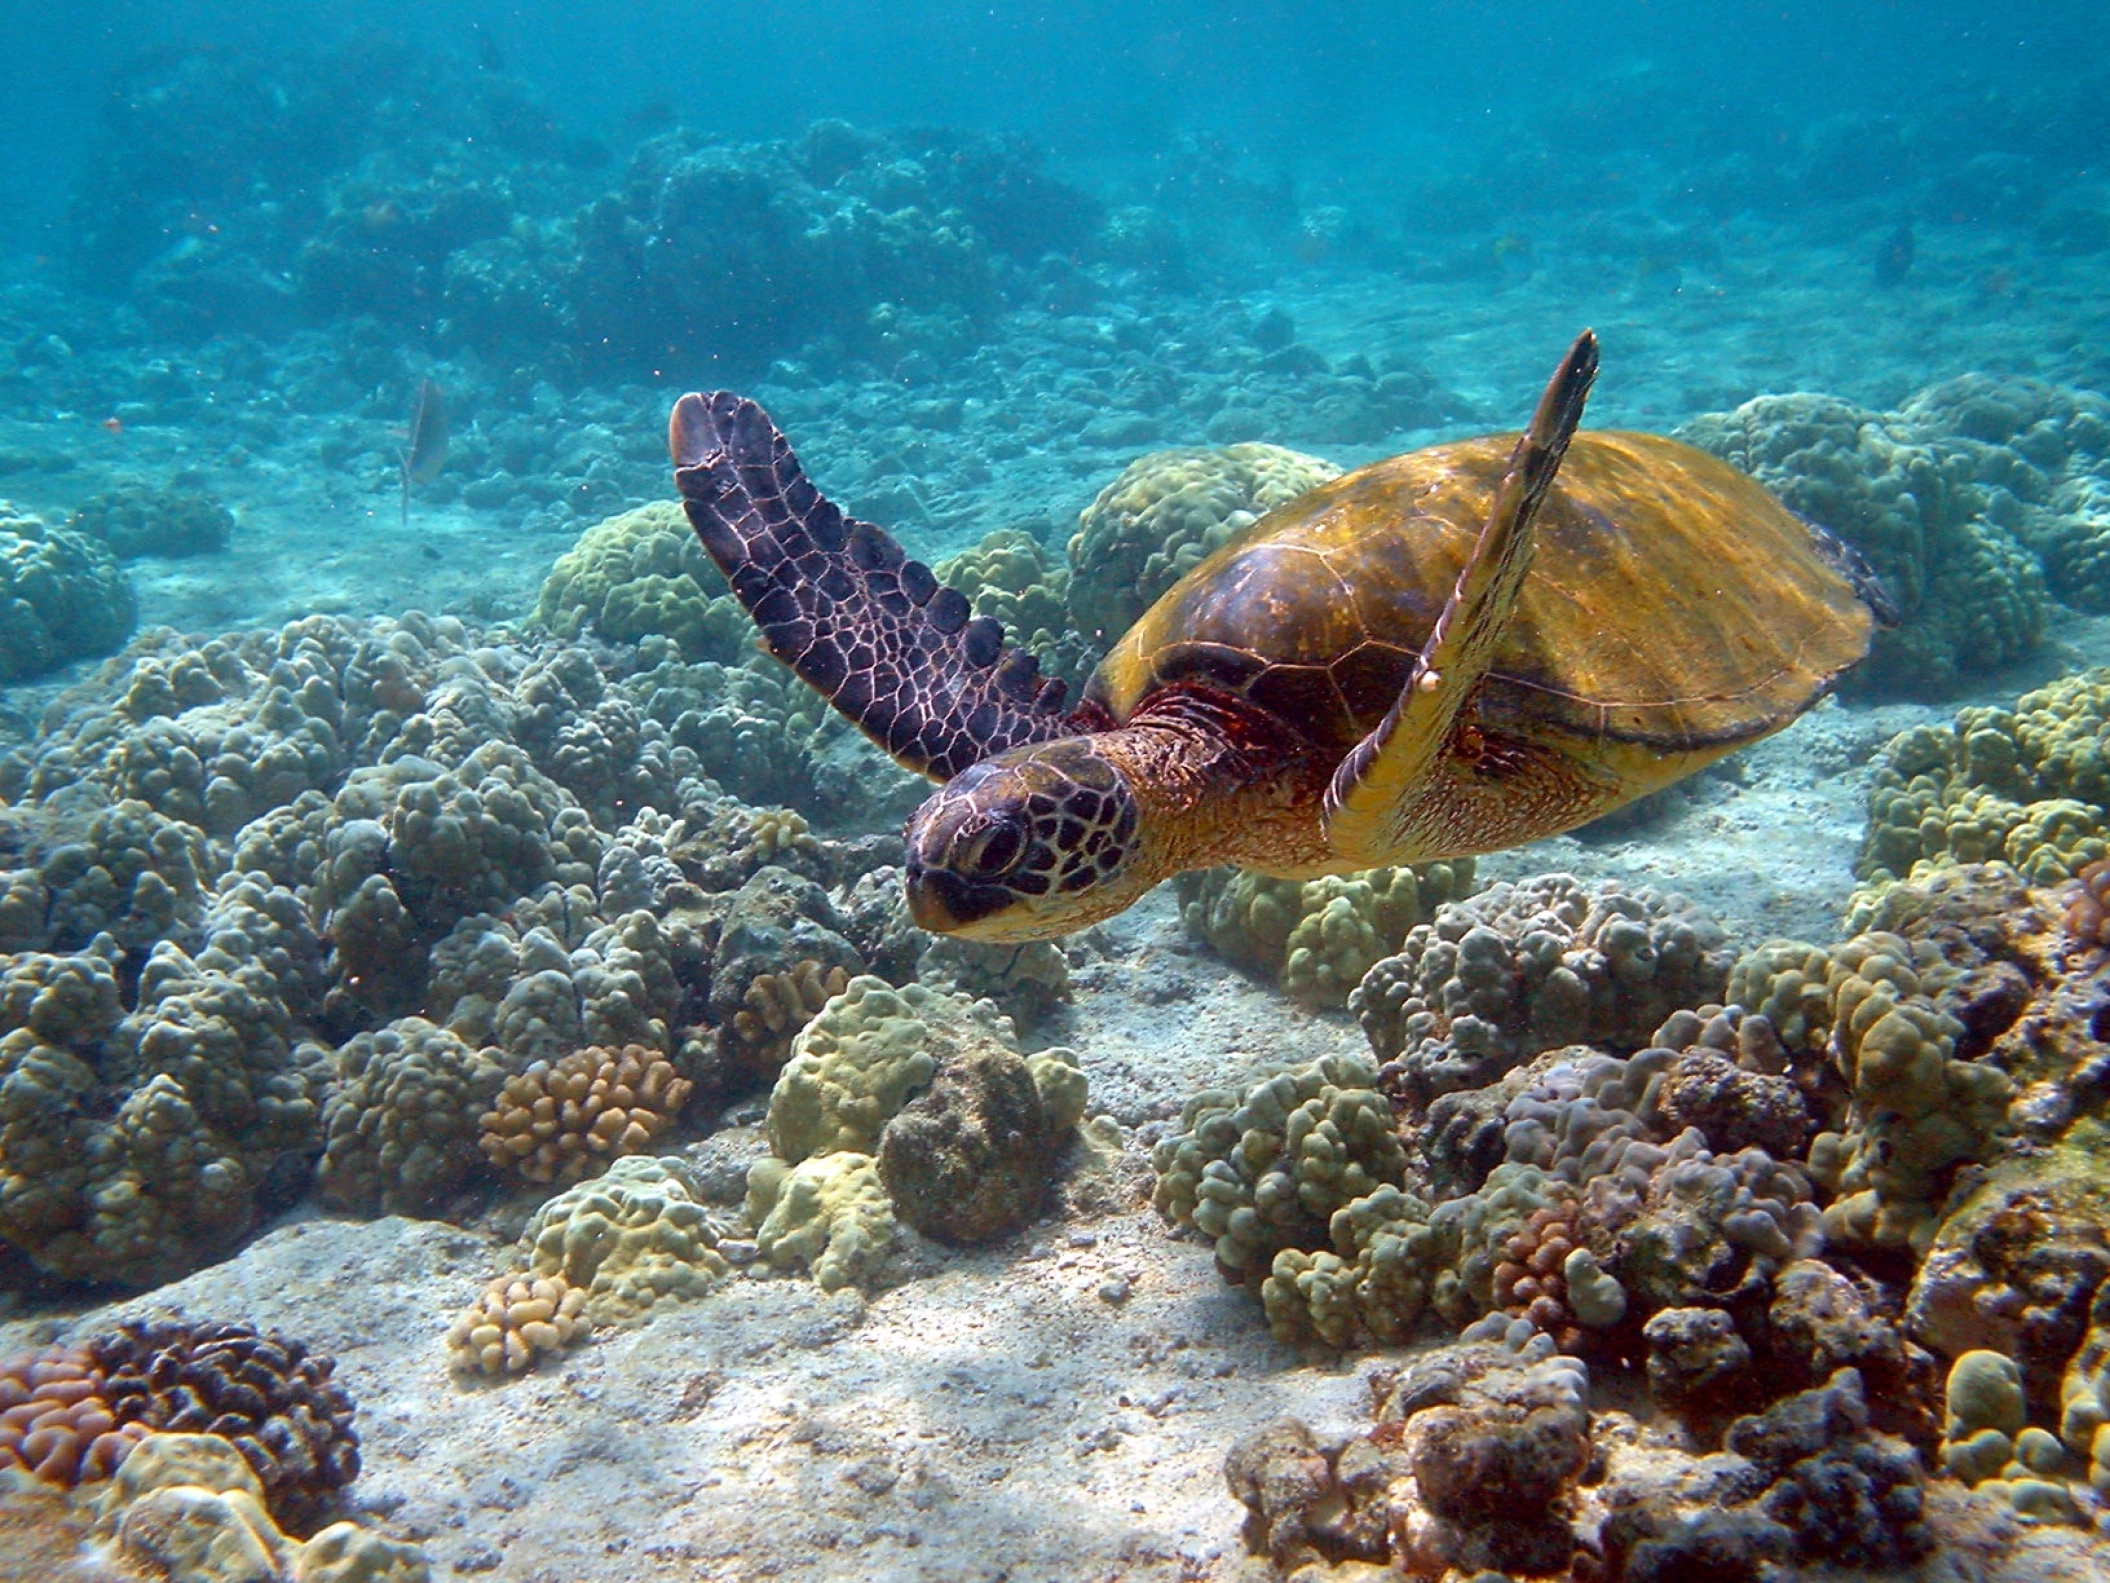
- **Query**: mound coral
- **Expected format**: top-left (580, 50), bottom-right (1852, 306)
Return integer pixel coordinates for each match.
top-left (1859, 669), bottom-right (2110, 884)
top-left (751, 975), bottom-right (1088, 1281)
top-left (1680, 391), bottom-right (2046, 694)
top-left (0, 502), bottom-right (136, 683)
top-left (1066, 442), bottom-right (1341, 644)
top-left (1176, 859), bottom-right (1476, 1006)
top-left (315, 1017), bottom-right (511, 1215)
top-left (68, 478), bottom-right (234, 559)
top-left (532, 500), bottom-right (751, 661)
top-left (0, 920), bottom-right (326, 1286)
top-left (1151, 1052), bottom-right (1407, 1292)
top-left (1349, 874), bottom-right (1732, 1103)
top-left (520, 1154), bottom-right (730, 1324)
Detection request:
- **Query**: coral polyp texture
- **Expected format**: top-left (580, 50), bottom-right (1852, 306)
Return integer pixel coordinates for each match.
top-left (1859, 667), bottom-right (2110, 885)
top-left (532, 500), bottom-right (751, 661)
top-left (445, 1273), bottom-right (592, 1377)
top-left (1348, 873), bottom-right (1734, 1103)
top-left (0, 502), bottom-right (136, 683)
top-left (478, 1042), bottom-right (692, 1184)
top-left (1176, 859), bottom-right (1477, 1006)
top-left (0, 1319), bottom-right (360, 1543)
top-left (520, 1154), bottom-right (731, 1324)
top-left (749, 975), bottom-right (1090, 1285)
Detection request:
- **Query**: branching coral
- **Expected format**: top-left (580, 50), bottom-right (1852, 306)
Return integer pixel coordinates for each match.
top-left (1350, 874), bottom-right (1731, 1103)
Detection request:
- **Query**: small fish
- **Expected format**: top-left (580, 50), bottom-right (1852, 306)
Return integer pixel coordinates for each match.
top-left (1874, 221), bottom-right (1914, 287)
top-left (399, 378), bottom-right (450, 531)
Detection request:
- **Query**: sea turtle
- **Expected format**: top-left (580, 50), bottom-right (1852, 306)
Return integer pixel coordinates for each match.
top-left (669, 331), bottom-right (1890, 941)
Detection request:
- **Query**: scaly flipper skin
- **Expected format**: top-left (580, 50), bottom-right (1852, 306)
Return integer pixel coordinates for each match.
top-left (669, 391), bottom-right (1074, 781)
top-left (1323, 329), bottom-right (1600, 865)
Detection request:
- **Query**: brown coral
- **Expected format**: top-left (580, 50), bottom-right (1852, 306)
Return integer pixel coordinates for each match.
top-left (0, 1343), bottom-right (146, 1485)
top-left (446, 1273), bottom-right (591, 1377)
top-left (1490, 1200), bottom-right (1587, 1351)
top-left (90, 1319), bottom-right (359, 1535)
top-left (2065, 856), bottom-right (2110, 948)
top-left (725, 960), bottom-right (848, 1081)
top-left (478, 1043), bottom-right (693, 1185)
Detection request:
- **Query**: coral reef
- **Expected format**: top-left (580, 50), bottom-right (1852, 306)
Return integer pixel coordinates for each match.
top-left (1680, 390), bottom-right (2046, 694)
top-left (1859, 669), bottom-right (2110, 884)
top-left (1350, 874), bottom-right (1733, 1104)
top-left (1151, 1052), bottom-right (1407, 1293)
top-left (746, 1150), bottom-right (897, 1293)
top-left (92, 1430), bottom-right (427, 1583)
top-left (1224, 1325), bottom-right (1593, 1578)
top-left (1067, 442), bottom-right (1341, 645)
top-left (68, 478), bottom-right (234, 560)
top-left (1176, 860), bottom-right (1476, 1006)
top-left (532, 501), bottom-right (752, 662)
top-left (0, 502), bottom-right (135, 684)
top-left (0, 921), bottom-right (326, 1286)
top-left (0, 1342), bottom-right (147, 1485)
top-left (315, 1018), bottom-right (511, 1216)
top-left (750, 976), bottom-right (1087, 1279)
top-left (90, 1320), bottom-right (360, 1535)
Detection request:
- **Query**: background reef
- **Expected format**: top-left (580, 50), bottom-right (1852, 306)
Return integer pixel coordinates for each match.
top-left (5, 8), bottom-right (2110, 1581)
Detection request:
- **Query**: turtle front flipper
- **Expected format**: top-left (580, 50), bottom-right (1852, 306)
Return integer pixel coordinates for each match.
top-left (1323, 330), bottom-right (1600, 865)
top-left (670, 391), bottom-right (1074, 781)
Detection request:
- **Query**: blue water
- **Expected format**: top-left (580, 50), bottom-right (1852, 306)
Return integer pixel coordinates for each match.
top-left (5, 4), bottom-right (2110, 1577)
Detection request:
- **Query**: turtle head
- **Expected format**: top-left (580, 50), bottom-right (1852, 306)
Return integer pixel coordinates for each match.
top-left (904, 735), bottom-right (1149, 940)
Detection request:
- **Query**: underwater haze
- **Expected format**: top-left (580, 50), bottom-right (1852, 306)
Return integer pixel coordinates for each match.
top-left (5, 2), bottom-right (2110, 1580)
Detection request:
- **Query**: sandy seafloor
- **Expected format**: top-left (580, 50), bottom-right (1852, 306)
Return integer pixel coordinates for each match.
top-left (6, 216), bottom-right (2110, 1578)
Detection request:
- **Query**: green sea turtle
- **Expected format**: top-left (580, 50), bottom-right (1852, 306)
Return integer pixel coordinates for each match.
top-left (669, 332), bottom-right (1890, 941)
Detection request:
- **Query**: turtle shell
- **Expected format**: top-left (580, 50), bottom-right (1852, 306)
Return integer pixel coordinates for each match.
top-left (1087, 431), bottom-right (1877, 758)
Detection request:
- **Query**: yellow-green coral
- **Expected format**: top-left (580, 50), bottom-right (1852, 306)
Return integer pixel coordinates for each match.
top-left (1176, 860), bottom-right (1475, 1006)
top-left (1067, 442), bottom-right (1341, 642)
top-left (532, 501), bottom-right (751, 660)
top-left (1860, 669), bottom-right (2110, 884)
top-left (520, 1154), bottom-right (729, 1323)
top-left (766, 976), bottom-right (1011, 1162)
top-left (1803, 932), bottom-right (2013, 1253)
top-left (746, 1150), bottom-right (895, 1292)
top-left (1151, 1053), bottom-right (1407, 1288)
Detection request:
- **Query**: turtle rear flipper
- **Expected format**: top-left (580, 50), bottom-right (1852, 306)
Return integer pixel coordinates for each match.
top-left (1323, 329), bottom-right (1599, 864)
top-left (670, 392), bottom-right (1073, 781)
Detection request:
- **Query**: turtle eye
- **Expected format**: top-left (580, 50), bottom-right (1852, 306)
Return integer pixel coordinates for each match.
top-left (955, 817), bottom-right (1025, 879)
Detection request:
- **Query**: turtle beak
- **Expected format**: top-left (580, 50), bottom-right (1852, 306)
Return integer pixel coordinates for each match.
top-left (903, 859), bottom-right (1013, 934)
